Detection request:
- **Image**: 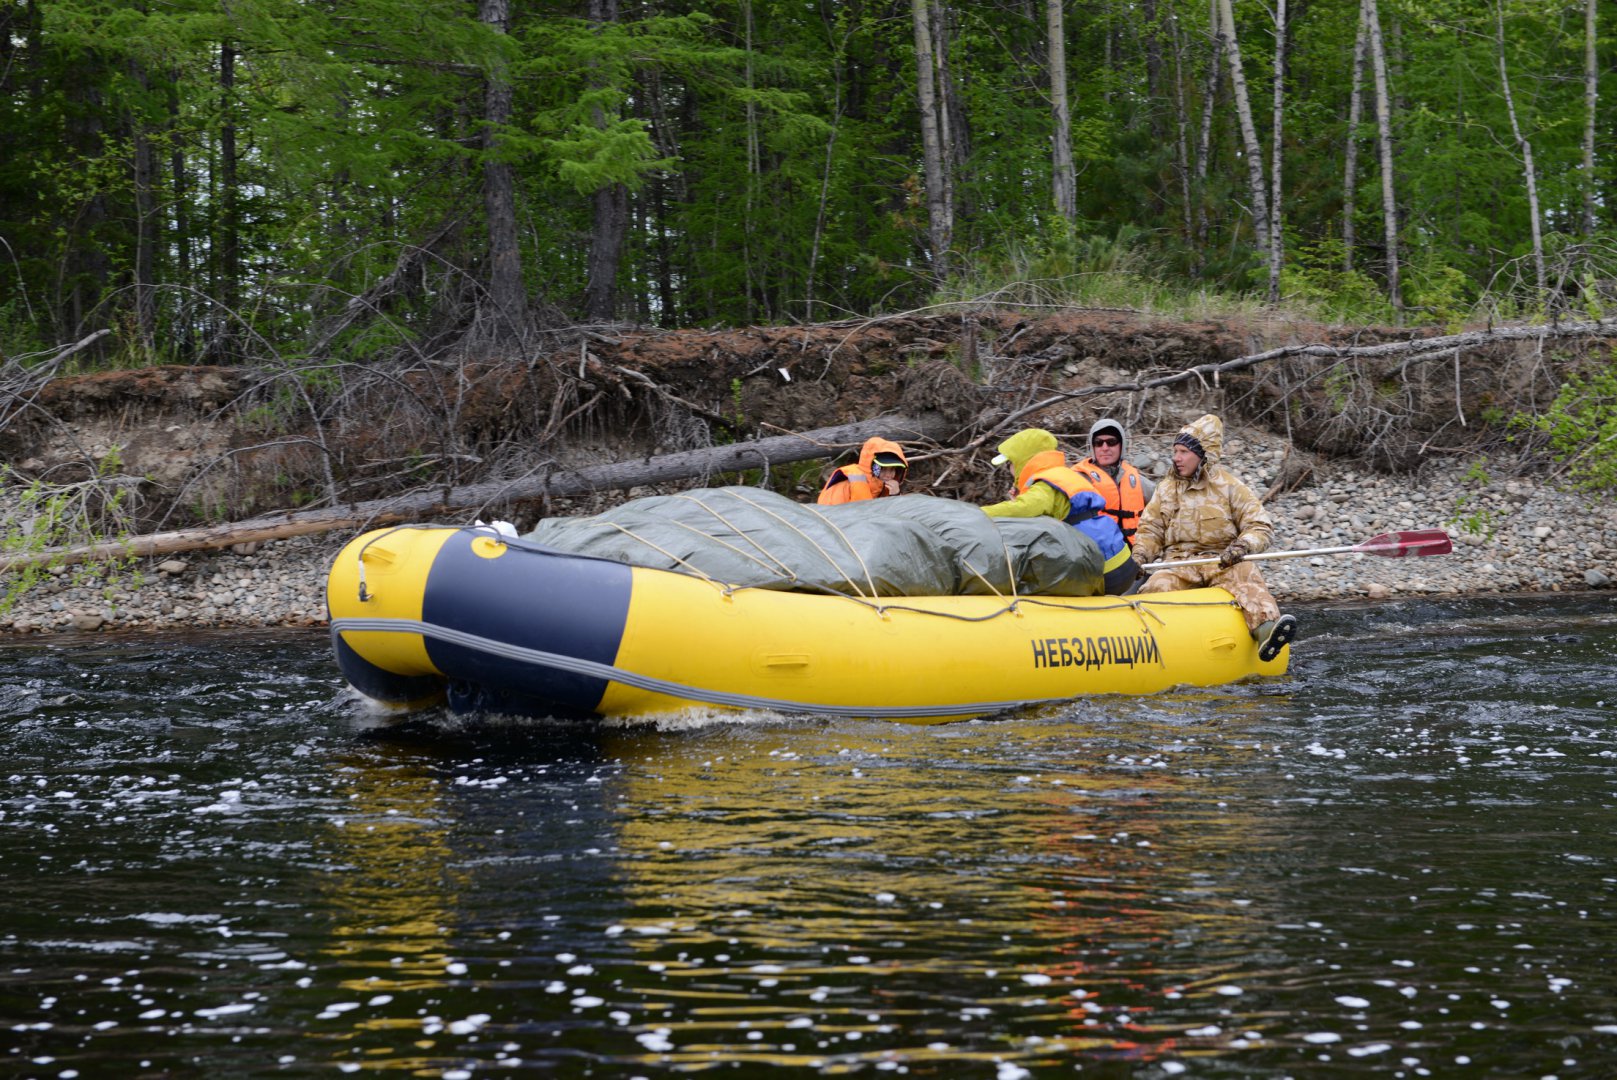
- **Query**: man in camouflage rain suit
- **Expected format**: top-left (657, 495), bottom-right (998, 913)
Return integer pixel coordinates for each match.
top-left (1131, 414), bottom-right (1298, 662)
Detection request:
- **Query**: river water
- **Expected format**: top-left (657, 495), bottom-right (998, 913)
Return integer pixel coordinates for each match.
top-left (2, 593), bottom-right (1615, 1078)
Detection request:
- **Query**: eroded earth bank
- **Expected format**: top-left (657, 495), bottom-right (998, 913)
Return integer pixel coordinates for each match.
top-left (3, 310), bottom-right (1614, 634)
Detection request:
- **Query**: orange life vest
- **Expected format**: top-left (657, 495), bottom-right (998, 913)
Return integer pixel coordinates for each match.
top-left (817, 464), bottom-right (876, 505)
top-left (1074, 459), bottom-right (1147, 544)
top-left (1019, 452), bottom-right (1134, 587)
top-left (1012, 450), bottom-right (1136, 593)
top-left (1019, 455), bottom-right (1101, 522)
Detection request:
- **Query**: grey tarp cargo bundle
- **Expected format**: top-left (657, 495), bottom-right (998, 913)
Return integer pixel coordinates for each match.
top-left (524, 487), bottom-right (1105, 597)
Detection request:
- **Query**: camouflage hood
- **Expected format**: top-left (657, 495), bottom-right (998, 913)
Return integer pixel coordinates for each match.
top-left (1174, 413), bottom-right (1224, 472)
top-left (1133, 411), bottom-right (1273, 565)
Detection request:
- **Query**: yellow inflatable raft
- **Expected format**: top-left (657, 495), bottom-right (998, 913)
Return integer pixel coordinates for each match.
top-left (327, 525), bottom-right (1289, 723)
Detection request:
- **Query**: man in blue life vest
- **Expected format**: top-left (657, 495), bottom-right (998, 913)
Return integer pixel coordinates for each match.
top-left (1073, 418), bottom-right (1154, 548)
top-left (981, 427), bottom-right (1139, 595)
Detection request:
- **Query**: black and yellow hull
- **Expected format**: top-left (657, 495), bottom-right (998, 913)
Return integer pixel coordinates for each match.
top-left (327, 526), bottom-right (1289, 723)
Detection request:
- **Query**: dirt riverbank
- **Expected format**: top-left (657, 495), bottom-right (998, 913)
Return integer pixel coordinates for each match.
top-left (4, 429), bottom-right (1611, 637)
top-left (3, 310), bottom-right (1615, 636)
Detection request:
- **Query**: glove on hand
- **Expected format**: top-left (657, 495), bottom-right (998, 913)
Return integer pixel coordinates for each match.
top-left (1218, 541), bottom-right (1249, 568)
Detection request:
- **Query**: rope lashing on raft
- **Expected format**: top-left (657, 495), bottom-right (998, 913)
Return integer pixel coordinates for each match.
top-left (706, 488), bottom-right (883, 601)
top-left (600, 523), bottom-right (736, 594)
top-left (332, 614), bottom-right (1092, 720)
top-left (665, 492), bottom-right (803, 583)
top-left (349, 519), bottom-right (1219, 640)
top-left (616, 489), bottom-right (878, 600)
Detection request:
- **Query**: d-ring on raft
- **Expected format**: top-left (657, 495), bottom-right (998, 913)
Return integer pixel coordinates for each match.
top-left (326, 524), bottom-right (1288, 724)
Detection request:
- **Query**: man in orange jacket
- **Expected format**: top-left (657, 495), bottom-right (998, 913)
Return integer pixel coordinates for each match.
top-left (817, 437), bottom-right (909, 505)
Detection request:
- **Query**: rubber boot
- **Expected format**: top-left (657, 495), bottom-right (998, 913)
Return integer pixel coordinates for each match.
top-left (1255, 613), bottom-right (1298, 663)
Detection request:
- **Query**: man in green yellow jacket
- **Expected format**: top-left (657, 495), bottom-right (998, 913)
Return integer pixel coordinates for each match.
top-left (981, 428), bottom-right (1138, 595)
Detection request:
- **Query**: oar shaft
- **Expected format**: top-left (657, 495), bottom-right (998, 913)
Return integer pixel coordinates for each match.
top-left (1141, 534), bottom-right (1447, 572)
top-left (1140, 545), bottom-right (1359, 571)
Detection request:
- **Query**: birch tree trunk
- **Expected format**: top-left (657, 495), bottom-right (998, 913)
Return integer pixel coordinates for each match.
top-left (806, 82), bottom-right (841, 323)
top-left (1365, 0), bottom-right (1402, 314)
top-left (934, 4), bottom-right (967, 216)
top-left (1266, 0), bottom-right (1287, 304)
top-left (128, 57), bottom-right (157, 355)
top-left (217, 42), bottom-right (241, 331)
top-left (1583, 0), bottom-right (1598, 237)
top-left (1343, 0), bottom-right (1369, 271)
top-left (1169, 14), bottom-right (1195, 250)
top-left (583, 0), bottom-right (627, 323)
top-left (742, 0), bottom-right (761, 320)
top-left (1495, 1), bottom-right (1545, 297)
top-left (478, 0), bottom-right (525, 337)
top-left (1047, 0), bottom-right (1077, 224)
top-left (1215, 0), bottom-right (1270, 261)
top-left (1194, 0), bottom-right (1225, 266)
top-left (912, 0), bottom-right (953, 278)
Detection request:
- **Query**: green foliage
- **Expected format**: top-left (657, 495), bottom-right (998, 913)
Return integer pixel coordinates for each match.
top-left (940, 225), bottom-right (1183, 311)
top-left (0, 0), bottom-right (1608, 345)
top-left (1277, 239), bottom-right (1392, 322)
top-left (1514, 363), bottom-right (1617, 496)
top-left (1576, 271), bottom-right (1606, 321)
top-left (0, 299), bottom-right (46, 360)
top-left (548, 119), bottom-right (671, 194)
top-left (1403, 261), bottom-right (1478, 333)
top-left (1447, 460), bottom-right (1498, 540)
top-left (1, 451), bottom-right (140, 617)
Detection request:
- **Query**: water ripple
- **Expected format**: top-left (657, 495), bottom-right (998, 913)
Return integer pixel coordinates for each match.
top-left (2, 599), bottom-right (1616, 1075)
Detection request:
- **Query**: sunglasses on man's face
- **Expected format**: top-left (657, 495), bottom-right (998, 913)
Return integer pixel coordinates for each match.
top-left (1092, 437), bottom-right (1121, 448)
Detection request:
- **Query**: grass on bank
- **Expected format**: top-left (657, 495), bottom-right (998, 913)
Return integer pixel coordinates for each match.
top-left (0, 455), bottom-right (142, 618)
top-left (931, 226), bottom-right (1617, 330)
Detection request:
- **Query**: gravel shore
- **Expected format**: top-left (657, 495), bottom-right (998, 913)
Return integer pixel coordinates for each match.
top-left (3, 442), bottom-right (1612, 637)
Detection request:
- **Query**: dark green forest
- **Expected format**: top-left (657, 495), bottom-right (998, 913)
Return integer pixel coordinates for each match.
top-left (1, 0), bottom-right (1612, 365)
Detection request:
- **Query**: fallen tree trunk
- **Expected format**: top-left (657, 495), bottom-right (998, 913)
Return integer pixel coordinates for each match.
top-left (2, 413), bottom-right (954, 571)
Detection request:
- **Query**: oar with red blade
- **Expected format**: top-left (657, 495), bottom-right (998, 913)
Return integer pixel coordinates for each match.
top-left (1140, 529), bottom-right (1453, 572)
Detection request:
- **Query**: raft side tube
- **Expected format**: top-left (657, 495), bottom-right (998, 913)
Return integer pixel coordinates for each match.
top-left (327, 527), bottom-right (457, 707)
top-left (596, 575), bottom-right (1277, 720)
top-left (331, 630), bottom-right (448, 710)
top-left (418, 531), bottom-right (634, 716)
